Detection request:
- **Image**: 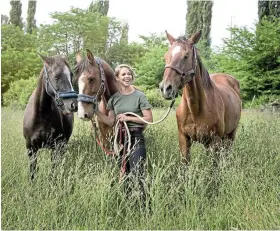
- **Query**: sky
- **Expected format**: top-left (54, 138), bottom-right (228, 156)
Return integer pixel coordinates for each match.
top-left (1, 0), bottom-right (258, 47)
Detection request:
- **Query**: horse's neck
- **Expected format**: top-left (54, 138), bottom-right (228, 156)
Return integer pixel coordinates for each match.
top-left (183, 62), bottom-right (210, 116)
top-left (102, 61), bottom-right (119, 102)
top-left (34, 71), bottom-right (53, 115)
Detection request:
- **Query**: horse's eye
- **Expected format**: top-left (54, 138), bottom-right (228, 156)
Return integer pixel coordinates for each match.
top-left (89, 77), bottom-right (95, 83)
top-left (184, 54), bottom-right (189, 59)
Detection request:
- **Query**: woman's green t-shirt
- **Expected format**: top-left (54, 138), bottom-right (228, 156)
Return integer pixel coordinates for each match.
top-left (107, 90), bottom-right (152, 128)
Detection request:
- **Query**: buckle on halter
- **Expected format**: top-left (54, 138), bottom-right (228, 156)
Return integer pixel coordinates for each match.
top-left (55, 98), bottom-right (64, 107)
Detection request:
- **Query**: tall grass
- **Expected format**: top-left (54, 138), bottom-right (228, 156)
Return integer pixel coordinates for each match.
top-left (1, 107), bottom-right (279, 229)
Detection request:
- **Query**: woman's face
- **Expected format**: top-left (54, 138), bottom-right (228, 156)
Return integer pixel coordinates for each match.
top-left (117, 67), bottom-right (133, 87)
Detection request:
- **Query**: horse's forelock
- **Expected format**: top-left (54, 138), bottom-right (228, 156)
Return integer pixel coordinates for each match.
top-left (73, 58), bottom-right (94, 83)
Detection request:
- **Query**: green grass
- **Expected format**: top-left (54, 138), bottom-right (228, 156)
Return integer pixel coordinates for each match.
top-left (1, 107), bottom-right (280, 229)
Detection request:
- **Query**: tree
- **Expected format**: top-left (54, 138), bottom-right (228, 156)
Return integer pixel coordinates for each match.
top-left (1, 14), bottom-right (9, 25)
top-left (9, 0), bottom-right (23, 28)
top-left (212, 17), bottom-right (280, 100)
top-left (120, 21), bottom-right (129, 44)
top-left (26, 0), bottom-right (37, 34)
top-left (186, 0), bottom-right (213, 47)
top-left (89, 0), bottom-right (109, 16)
top-left (258, 1), bottom-right (280, 21)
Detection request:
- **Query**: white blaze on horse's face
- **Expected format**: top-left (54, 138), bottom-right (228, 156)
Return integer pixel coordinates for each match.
top-left (171, 46), bottom-right (181, 58)
top-left (63, 66), bottom-right (74, 91)
top-left (77, 75), bottom-right (94, 120)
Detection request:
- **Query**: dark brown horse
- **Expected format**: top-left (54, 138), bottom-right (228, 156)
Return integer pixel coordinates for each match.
top-left (160, 31), bottom-right (241, 164)
top-left (23, 54), bottom-right (78, 180)
top-left (74, 49), bottom-right (119, 152)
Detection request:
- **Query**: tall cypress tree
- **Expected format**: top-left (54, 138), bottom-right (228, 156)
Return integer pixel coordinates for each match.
top-left (120, 22), bottom-right (129, 44)
top-left (186, 0), bottom-right (213, 47)
top-left (9, 0), bottom-right (23, 28)
top-left (26, 0), bottom-right (37, 34)
top-left (89, 0), bottom-right (109, 16)
top-left (258, 1), bottom-right (280, 20)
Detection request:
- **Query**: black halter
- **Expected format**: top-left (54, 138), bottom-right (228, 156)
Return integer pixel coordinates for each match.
top-left (164, 46), bottom-right (197, 85)
top-left (77, 57), bottom-right (106, 111)
top-left (43, 65), bottom-right (77, 110)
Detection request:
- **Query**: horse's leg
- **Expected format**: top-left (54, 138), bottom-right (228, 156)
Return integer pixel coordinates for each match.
top-left (50, 140), bottom-right (67, 180)
top-left (178, 132), bottom-right (192, 165)
top-left (27, 148), bottom-right (38, 182)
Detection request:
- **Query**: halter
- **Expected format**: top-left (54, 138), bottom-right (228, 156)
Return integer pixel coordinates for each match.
top-left (43, 65), bottom-right (77, 110)
top-left (165, 46), bottom-right (197, 85)
top-left (77, 57), bottom-right (106, 111)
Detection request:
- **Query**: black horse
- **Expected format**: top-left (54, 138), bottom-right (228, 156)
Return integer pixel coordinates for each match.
top-left (23, 54), bottom-right (78, 180)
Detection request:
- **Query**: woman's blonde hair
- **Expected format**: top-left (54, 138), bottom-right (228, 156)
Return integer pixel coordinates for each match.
top-left (115, 64), bottom-right (136, 80)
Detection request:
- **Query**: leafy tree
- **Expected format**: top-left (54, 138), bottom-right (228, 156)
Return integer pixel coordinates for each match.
top-left (9, 0), bottom-right (23, 28)
top-left (89, 0), bottom-right (109, 16)
top-left (186, 0), bottom-right (213, 47)
top-left (120, 22), bottom-right (129, 44)
top-left (37, 8), bottom-right (109, 57)
top-left (1, 25), bottom-right (41, 99)
top-left (211, 17), bottom-right (280, 100)
top-left (106, 42), bottom-right (145, 68)
top-left (258, 1), bottom-right (280, 21)
top-left (134, 45), bottom-right (167, 89)
top-left (26, 0), bottom-right (37, 34)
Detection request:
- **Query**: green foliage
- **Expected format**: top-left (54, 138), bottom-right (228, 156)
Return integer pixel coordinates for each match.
top-left (210, 17), bottom-right (280, 100)
top-left (134, 45), bottom-right (167, 89)
top-left (88, 0), bottom-right (109, 16)
top-left (9, 0), bottom-right (23, 29)
top-left (258, 1), bottom-right (280, 21)
top-left (37, 8), bottom-right (109, 56)
top-left (1, 25), bottom-right (41, 100)
top-left (3, 76), bottom-right (38, 108)
top-left (243, 94), bottom-right (280, 109)
top-left (186, 0), bottom-right (213, 47)
top-left (106, 42), bottom-right (145, 67)
top-left (26, 0), bottom-right (37, 34)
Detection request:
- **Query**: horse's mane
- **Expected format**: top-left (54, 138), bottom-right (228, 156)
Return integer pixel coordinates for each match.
top-left (174, 36), bottom-right (213, 90)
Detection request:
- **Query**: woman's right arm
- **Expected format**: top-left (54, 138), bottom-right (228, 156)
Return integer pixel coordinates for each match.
top-left (95, 110), bottom-right (116, 127)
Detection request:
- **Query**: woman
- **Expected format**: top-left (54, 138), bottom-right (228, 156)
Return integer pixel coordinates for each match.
top-left (95, 64), bottom-right (153, 198)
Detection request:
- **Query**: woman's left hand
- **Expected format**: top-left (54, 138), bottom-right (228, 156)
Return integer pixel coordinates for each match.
top-left (116, 114), bottom-right (130, 122)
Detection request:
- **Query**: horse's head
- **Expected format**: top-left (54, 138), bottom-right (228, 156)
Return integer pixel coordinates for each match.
top-left (160, 30), bottom-right (201, 99)
top-left (39, 54), bottom-right (78, 114)
top-left (74, 49), bottom-right (104, 121)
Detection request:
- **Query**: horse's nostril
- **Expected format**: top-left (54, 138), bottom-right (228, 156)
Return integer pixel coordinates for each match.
top-left (84, 114), bottom-right (88, 118)
top-left (166, 84), bottom-right (172, 92)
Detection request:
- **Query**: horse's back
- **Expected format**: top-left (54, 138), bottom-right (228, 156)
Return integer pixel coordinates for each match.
top-left (210, 73), bottom-right (240, 96)
top-left (210, 73), bottom-right (241, 135)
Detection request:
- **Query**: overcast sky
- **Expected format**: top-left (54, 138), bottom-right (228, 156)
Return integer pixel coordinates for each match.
top-left (1, 0), bottom-right (258, 47)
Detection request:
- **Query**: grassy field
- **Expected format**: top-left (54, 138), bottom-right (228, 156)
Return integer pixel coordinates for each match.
top-left (1, 107), bottom-right (280, 229)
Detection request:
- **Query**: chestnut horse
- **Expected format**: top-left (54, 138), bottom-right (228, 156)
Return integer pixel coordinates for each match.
top-left (23, 54), bottom-right (78, 180)
top-left (74, 49), bottom-right (119, 152)
top-left (160, 31), bottom-right (241, 164)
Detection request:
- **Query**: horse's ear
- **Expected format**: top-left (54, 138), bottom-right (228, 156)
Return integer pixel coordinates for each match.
top-left (76, 52), bottom-right (83, 63)
top-left (38, 53), bottom-right (52, 65)
top-left (189, 30), bottom-right (202, 45)
top-left (165, 30), bottom-right (175, 45)
top-left (86, 49), bottom-right (96, 65)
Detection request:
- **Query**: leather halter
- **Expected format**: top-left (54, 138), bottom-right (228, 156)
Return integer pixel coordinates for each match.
top-left (165, 46), bottom-right (197, 85)
top-left (43, 64), bottom-right (77, 110)
top-left (77, 57), bottom-right (107, 111)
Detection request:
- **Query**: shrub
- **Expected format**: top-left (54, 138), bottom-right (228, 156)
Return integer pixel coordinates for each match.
top-left (3, 76), bottom-right (38, 109)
